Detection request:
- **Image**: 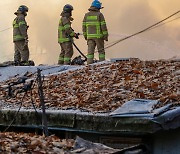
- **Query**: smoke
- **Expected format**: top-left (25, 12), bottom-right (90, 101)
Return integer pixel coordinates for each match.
top-left (0, 0), bottom-right (180, 64)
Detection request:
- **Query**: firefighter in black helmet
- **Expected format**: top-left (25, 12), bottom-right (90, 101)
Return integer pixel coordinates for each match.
top-left (63, 4), bottom-right (73, 13)
top-left (58, 4), bottom-right (79, 65)
top-left (13, 5), bottom-right (30, 65)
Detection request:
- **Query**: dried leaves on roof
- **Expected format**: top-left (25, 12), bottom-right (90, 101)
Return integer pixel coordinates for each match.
top-left (0, 59), bottom-right (179, 112)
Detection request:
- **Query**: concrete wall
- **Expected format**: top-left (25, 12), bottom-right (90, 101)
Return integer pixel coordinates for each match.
top-left (153, 128), bottom-right (180, 154)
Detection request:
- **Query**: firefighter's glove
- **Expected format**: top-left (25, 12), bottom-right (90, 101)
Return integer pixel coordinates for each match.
top-left (84, 36), bottom-right (87, 40)
top-left (103, 36), bottom-right (108, 41)
top-left (24, 38), bottom-right (29, 46)
top-left (74, 33), bottom-right (79, 39)
top-left (104, 37), bottom-right (108, 41)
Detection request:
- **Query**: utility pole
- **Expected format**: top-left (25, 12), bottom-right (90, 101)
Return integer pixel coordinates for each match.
top-left (37, 68), bottom-right (48, 136)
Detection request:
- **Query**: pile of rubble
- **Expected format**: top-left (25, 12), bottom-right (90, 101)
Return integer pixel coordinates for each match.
top-left (0, 59), bottom-right (179, 112)
top-left (0, 132), bottom-right (118, 153)
top-left (0, 132), bottom-right (73, 153)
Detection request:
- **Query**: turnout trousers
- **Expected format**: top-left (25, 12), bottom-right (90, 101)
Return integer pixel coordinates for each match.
top-left (87, 39), bottom-right (105, 64)
top-left (58, 41), bottom-right (73, 65)
top-left (14, 40), bottom-right (29, 62)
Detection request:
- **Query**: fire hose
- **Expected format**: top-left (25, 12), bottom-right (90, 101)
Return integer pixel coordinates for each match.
top-left (69, 33), bottom-right (88, 65)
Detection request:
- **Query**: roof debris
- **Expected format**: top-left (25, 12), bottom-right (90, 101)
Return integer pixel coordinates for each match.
top-left (0, 132), bottom-right (119, 153)
top-left (0, 59), bottom-right (179, 112)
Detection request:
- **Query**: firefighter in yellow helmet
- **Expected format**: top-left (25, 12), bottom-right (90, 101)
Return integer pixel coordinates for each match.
top-left (82, 0), bottom-right (108, 64)
top-left (58, 4), bottom-right (79, 65)
top-left (13, 5), bottom-right (29, 65)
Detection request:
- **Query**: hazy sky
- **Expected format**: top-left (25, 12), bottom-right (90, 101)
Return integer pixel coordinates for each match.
top-left (0, 0), bottom-right (180, 64)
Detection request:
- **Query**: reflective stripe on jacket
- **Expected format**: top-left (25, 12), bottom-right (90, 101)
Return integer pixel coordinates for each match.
top-left (13, 14), bottom-right (28, 42)
top-left (82, 7), bottom-right (108, 40)
top-left (58, 15), bottom-right (75, 43)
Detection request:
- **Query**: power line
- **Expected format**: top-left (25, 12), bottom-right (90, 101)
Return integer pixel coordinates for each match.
top-left (0, 27), bottom-right (12, 33)
top-left (109, 15), bottom-right (180, 40)
top-left (148, 16), bottom-right (180, 31)
top-left (3, 93), bottom-right (26, 132)
top-left (104, 15), bottom-right (180, 49)
top-left (103, 10), bottom-right (180, 51)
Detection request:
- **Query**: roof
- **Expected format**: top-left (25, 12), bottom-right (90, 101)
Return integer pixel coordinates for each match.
top-left (0, 59), bottom-right (179, 135)
top-left (0, 59), bottom-right (179, 112)
top-left (0, 99), bottom-right (180, 135)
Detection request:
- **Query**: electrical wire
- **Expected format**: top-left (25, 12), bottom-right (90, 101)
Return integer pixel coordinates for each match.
top-left (148, 16), bottom-right (180, 31)
top-left (2, 77), bottom-right (44, 132)
top-left (0, 27), bottom-right (12, 33)
top-left (103, 16), bottom-right (180, 49)
top-left (109, 14), bottom-right (179, 40)
top-left (3, 92), bottom-right (26, 132)
top-left (32, 75), bottom-right (54, 135)
top-left (97, 10), bottom-right (180, 52)
top-left (30, 79), bottom-right (42, 123)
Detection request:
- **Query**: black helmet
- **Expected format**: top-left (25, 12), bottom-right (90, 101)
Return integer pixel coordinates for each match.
top-left (63, 4), bottom-right (73, 13)
top-left (18, 5), bottom-right (29, 13)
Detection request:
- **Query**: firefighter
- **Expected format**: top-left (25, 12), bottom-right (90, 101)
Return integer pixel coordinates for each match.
top-left (13, 5), bottom-right (29, 65)
top-left (58, 4), bottom-right (79, 65)
top-left (82, 0), bottom-right (108, 64)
